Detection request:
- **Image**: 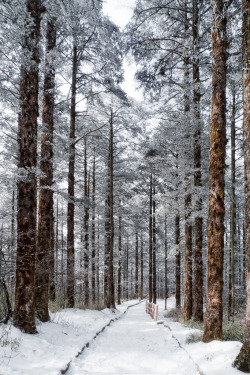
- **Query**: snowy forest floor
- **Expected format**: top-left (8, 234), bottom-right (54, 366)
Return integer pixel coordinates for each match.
top-left (0, 297), bottom-right (243, 375)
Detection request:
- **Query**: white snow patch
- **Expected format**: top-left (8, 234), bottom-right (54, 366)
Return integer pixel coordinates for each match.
top-left (0, 300), bottom-right (137, 375)
top-left (0, 298), bottom-right (244, 375)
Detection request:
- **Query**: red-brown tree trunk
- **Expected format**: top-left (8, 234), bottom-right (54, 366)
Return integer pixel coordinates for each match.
top-left (83, 139), bottom-right (89, 306)
top-left (91, 151), bottom-right (96, 305)
top-left (148, 173), bottom-right (153, 303)
top-left (175, 214), bottom-right (181, 308)
top-left (164, 214), bottom-right (168, 310)
top-left (104, 110), bottom-right (115, 309)
top-left (203, 0), bottom-right (227, 342)
top-left (192, 0), bottom-right (203, 323)
top-left (233, 0), bottom-right (250, 370)
top-left (228, 87), bottom-right (236, 320)
top-left (117, 208), bottom-right (122, 305)
top-left (66, 44), bottom-right (77, 308)
top-left (140, 234), bottom-right (144, 300)
top-left (36, 17), bottom-right (56, 322)
top-left (13, 0), bottom-right (41, 334)
top-left (183, 1), bottom-right (193, 322)
top-left (135, 232), bottom-right (139, 298)
top-left (152, 182), bottom-right (157, 304)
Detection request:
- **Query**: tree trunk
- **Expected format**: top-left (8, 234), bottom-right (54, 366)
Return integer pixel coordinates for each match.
top-left (175, 214), bottom-right (181, 308)
top-left (97, 213), bottom-right (100, 305)
top-left (228, 86), bottom-right (236, 319)
top-left (140, 233), bottom-right (143, 300)
top-left (148, 173), bottom-right (153, 302)
top-left (126, 237), bottom-right (129, 300)
top-left (91, 151), bottom-right (96, 305)
top-left (164, 214), bottom-right (168, 310)
top-left (36, 17), bottom-right (56, 322)
top-left (13, 0), bottom-right (41, 334)
top-left (104, 110), bottom-right (115, 309)
top-left (233, 0), bottom-right (250, 370)
top-left (203, 0), bottom-right (227, 342)
top-left (135, 232), bottom-right (139, 298)
top-left (117, 208), bottom-right (122, 305)
top-left (66, 44), bottom-right (77, 308)
top-left (183, 1), bottom-right (193, 322)
top-left (152, 182), bottom-right (157, 304)
top-left (192, 0), bottom-right (203, 323)
top-left (83, 139), bottom-right (89, 306)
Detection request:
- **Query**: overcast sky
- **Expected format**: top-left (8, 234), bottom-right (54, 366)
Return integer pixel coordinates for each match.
top-left (102, 0), bottom-right (136, 29)
top-left (102, 0), bottom-right (143, 101)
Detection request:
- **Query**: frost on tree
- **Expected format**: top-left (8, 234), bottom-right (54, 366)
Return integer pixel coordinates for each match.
top-left (233, 0), bottom-right (250, 371)
top-left (13, 0), bottom-right (42, 334)
top-left (203, 0), bottom-right (227, 342)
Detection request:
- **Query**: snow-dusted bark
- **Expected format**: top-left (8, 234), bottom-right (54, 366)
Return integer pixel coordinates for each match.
top-left (67, 44), bottom-right (77, 308)
top-left (14, 0), bottom-right (42, 334)
top-left (233, 0), bottom-right (250, 371)
top-left (36, 17), bottom-right (56, 322)
top-left (192, 0), bottom-right (203, 323)
top-left (203, 0), bottom-right (228, 342)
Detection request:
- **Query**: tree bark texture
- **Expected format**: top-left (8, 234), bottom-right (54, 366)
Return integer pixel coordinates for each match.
top-left (203, 0), bottom-right (227, 342)
top-left (36, 18), bottom-right (56, 322)
top-left (135, 232), bottom-right (139, 298)
top-left (192, 0), bottom-right (203, 323)
top-left (140, 234), bottom-right (144, 300)
top-left (183, 9), bottom-right (193, 321)
top-left (152, 183), bottom-right (157, 304)
top-left (175, 215), bottom-right (181, 308)
top-left (104, 110), bottom-right (115, 309)
top-left (91, 152), bottom-right (96, 305)
top-left (66, 44), bottom-right (77, 308)
top-left (149, 174), bottom-right (153, 303)
top-left (233, 0), bottom-right (250, 370)
top-left (228, 87), bottom-right (236, 319)
top-left (83, 139), bottom-right (89, 306)
top-left (117, 209), bottom-right (122, 305)
top-left (14, 0), bottom-right (41, 334)
top-left (164, 214), bottom-right (168, 310)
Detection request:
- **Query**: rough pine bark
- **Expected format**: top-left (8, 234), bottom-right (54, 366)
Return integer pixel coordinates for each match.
top-left (140, 234), bottom-right (143, 300)
top-left (148, 174), bottom-right (153, 303)
top-left (135, 232), bottom-right (139, 297)
top-left (175, 215), bottom-right (181, 308)
top-left (203, 0), bottom-right (227, 342)
top-left (152, 183), bottom-right (157, 304)
top-left (233, 0), bottom-right (250, 370)
top-left (96, 214), bottom-right (100, 304)
top-left (164, 214), bottom-right (168, 310)
top-left (83, 139), bottom-right (89, 306)
top-left (104, 110), bottom-right (115, 309)
top-left (192, 0), bottom-right (203, 322)
top-left (183, 2), bottom-right (193, 322)
top-left (13, 0), bottom-right (41, 334)
top-left (66, 44), bottom-right (77, 308)
top-left (36, 18), bottom-right (56, 322)
top-left (228, 87), bottom-right (236, 319)
top-left (117, 209), bottom-right (122, 305)
top-left (91, 152), bottom-right (96, 305)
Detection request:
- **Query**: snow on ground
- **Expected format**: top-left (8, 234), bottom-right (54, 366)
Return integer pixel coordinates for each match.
top-left (0, 297), bottom-right (244, 375)
top-left (67, 302), bottom-right (199, 375)
top-left (158, 297), bottom-right (243, 375)
top-left (0, 300), bottom-right (138, 375)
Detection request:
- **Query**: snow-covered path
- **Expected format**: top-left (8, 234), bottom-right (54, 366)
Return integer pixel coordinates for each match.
top-left (67, 302), bottom-right (199, 374)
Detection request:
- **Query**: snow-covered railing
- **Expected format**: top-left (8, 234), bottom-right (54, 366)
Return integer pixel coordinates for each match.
top-left (146, 301), bottom-right (158, 321)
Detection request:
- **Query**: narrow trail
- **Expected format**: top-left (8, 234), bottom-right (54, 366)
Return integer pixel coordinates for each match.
top-left (67, 302), bottom-right (199, 374)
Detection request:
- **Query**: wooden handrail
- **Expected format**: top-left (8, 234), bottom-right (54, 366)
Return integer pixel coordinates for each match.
top-left (146, 301), bottom-right (158, 321)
